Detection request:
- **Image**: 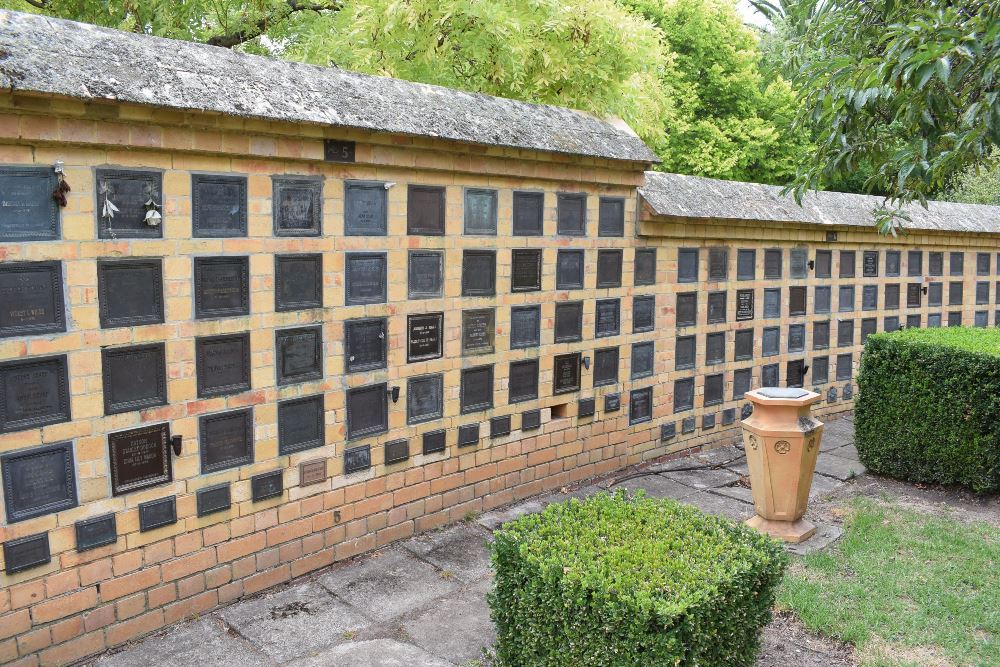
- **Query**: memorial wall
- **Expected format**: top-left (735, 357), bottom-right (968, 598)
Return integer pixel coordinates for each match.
top-left (1, 10), bottom-right (999, 666)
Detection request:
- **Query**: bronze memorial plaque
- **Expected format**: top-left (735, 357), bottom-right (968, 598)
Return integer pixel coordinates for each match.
top-left (345, 317), bottom-right (387, 372)
top-left (108, 422), bottom-right (172, 496)
top-left (345, 252), bottom-right (388, 305)
top-left (199, 409), bottom-right (254, 473)
top-left (1, 441), bottom-right (77, 523)
top-left (462, 309), bottom-right (495, 355)
top-left (408, 313), bottom-right (443, 363)
top-left (278, 394), bottom-right (325, 455)
top-left (553, 353), bottom-right (581, 395)
top-left (3, 533), bottom-right (51, 574)
top-left (0, 261), bottom-right (66, 338)
top-left (192, 174), bottom-right (247, 237)
top-left (276, 325), bottom-right (323, 386)
top-left (102, 344), bottom-right (168, 415)
top-left (0, 166), bottom-right (59, 241)
top-left (346, 383), bottom-right (388, 440)
top-left (274, 254), bottom-right (323, 311)
top-left (299, 458), bottom-right (327, 486)
top-left (96, 169), bottom-right (163, 239)
top-left (97, 258), bottom-right (164, 328)
top-left (344, 180), bottom-right (387, 236)
top-left (194, 256), bottom-right (250, 318)
top-left (0, 355), bottom-right (71, 433)
top-left (196, 333), bottom-right (251, 398)
top-left (273, 176), bottom-right (322, 236)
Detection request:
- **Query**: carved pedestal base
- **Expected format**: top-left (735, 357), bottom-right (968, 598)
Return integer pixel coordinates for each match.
top-left (745, 515), bottom-right (816, 543)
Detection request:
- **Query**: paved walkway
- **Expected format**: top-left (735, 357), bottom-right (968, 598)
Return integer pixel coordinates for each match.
top-left (90, 416), bottom-right (863, 667)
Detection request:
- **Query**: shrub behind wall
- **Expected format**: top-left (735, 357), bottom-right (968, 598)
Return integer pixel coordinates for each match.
top-left (855, 327), bottom-right (1000, 493)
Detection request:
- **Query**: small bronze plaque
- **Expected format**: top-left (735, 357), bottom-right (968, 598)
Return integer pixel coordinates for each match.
top-left (462, 308), bottom-right (495, 355)
top-left (926, 313), bottom-right (941, 328)
top-left (789, 286), bottom-right (807, 316)
top-left (702, 413), bottom-right (717, 430)
top-left (840, 251), bottom-right (856, 278)
top-left (108, 422), bottom-right (171, 497)
top-left (862, 285), bottom-right (878, 311)
top-left (408, 251), bottom-right (443, 299)
top-left (929, 252), bottom-right (944, 276)
top-left (511, 249), bottom-right (542, 292)
top-left (596, 250), bottom-right (623, 288)
top-left (631, 341), bottom-right (654, 379)
top-left (863, 251), bottom-right (879, 277)
top-left (595, 298), bottom-right (620, 338)
top-left (736, 289), bottom-right (754, 321)
top-left (949, 281), bottom-right (963, 306)
top-left (593, 346), bottom-right (619, 387)
top-left (345, 252), bottom-right (387, 305)
top-left (276, 325), bottom-right (323, 386)
top-left (344, 181), bottom-right (387, 236)
top-left (836, 354), bottom-right (853, 381)
top-left (886, 250), bottom-right (902, 276)
top-left (598, 197), bottom-right (625, 237)
top-left (464, 188), bottom-right (497, 235)
top-left (490, 415), bottom-right (511, 438)
top-left (763, 327), bottom-right (780, 356)
top-left (2, 441), bottom-right (77, 523)
top-left (521, 409), bottom-right (541, 430)
top-left (838, 320), bottom-right (855, 347)
top-left (706, 332), bottom-right (725, 364)
top-left (709, 247), bottom-right (729, 281)
top-left (604, 393), bottom-right (621, 412)
top-left (763, 288), bottom-right (780, 318)
top-left (676, 292), bottom-right (697, 327)
top-left (927, 282), bottom-right (943, 307)
top-left (977, 252), bottom-right (991, 275)
top-left (3, 532), bottom-right (50, 574)
top-left (278, 394), bottom-right (325, 455)
top-left (346, 383), bottom-right (388, 440)
top-left (660, 423), bottom-right (676, 441)
top-left (554, 301), bottom-right (583, 343)
top-left (764, 248), bottom-right (782, 279)
top-left (194, 256), bottom-right (249, 318)
top-left (462, 250), bottom-right (496, 296)
top-left (407, 374), bottom-right (443, 424)
top-left (553, 353), bottom-right (581, 395)
top-left (422, 430), bottom-right (446, 455)
top-left (557, 193), bottom-right (586, 236)
top-left (407, 313), bottom-right (443, 363)
top-left (199, 409), bottom-right (254, 474)
top-left (786, 359), bottom-right (806, 388)
top-left (192, 174), bottom-right (247, 237)
top-left (578, 398), bottom-right (595, 419)
top-left (275, 254), bottom-right (323, 311)
top-left (407, 185), bottom-right (445, 235)
top-left (907, 283), bottom-right (923, 308)
top-left (102, 344), bottom-right (167, 415)
top-left (734, 329), bottom-right (753, 360)
top-left (682, 416), bottom-right (696, 434)
top-left (789, 324), bottom-right (805, 352)
top-left (675, 378), bottom-right (695, 412)
top-left (908, 250), bottom-right (923, 277)
top-left (251, 470), bottom-right (283, 502)
top-left (790, 248), bottom-right (808, 279)
top-left (324, 139), bottom-right (356, 162)
top-left (0, 166), bottom-right (58, 241)
top-left (861, 317), bottom-right (877, 343)
top-left (632, 295), bottom-right (655, 333)
top-left (556, 250), bottom-right (584, 290)
top-left (457, 425), bottom-right (479, 447)
top-left (273, 176), bottom-right (322, 236)
top-left (510, 305), bottom-right (541, 349)
top-left (629, 387), bottom-right (652, 425)
top-left (513, 191), bottom-right (544, 236)
top-left (508, 359), bottom-right (539, 403)
top-left (950, 252), bottom-right (965, 276)
top-left (96, 169), bottom-right (163, 239)
top-left (815, 286), bottom-right (831, 314)
top-left (197, 333), bottom-right (251, 398)
top-left (707, 291), bottom-right (727, 324)
top-left (0, 355), bottom-right (71, 433)
top-left (97, 259), bottom-right (163, 328)
top-left (762, 363), bottom-right (779, 388)
top-left (815, 250), bottom-right (832, 278)
top-left (0, 261), bottom-right (65, 339)
top-left (678, 248), bottom-right (699, 283)
top-left (385, 439), bottom-right (410, 464)
top-left (722, 408), bottom-right (736, 425)
top-left (839, 286), bottom-right (856, 312)
top-left (675, 335), bottom-right (696, 370)
top-left (737, 249), bottom-right (756, 280)
top-left (196, 483), bottom-right (231, 517)
top-left (299, 458), bottom-right (327, 486)
top-left (75, 514), bottom-right (117, 552)
top-left (139, 496), bottom-right (177, 532)
top-left (346, 317), bottom-right (387, 372)
top-left (460, 365), bottom-right (494, 414)
top-left (634, 248), bottom-right (657, 286)
top-left (814, 321), bottom-right (831, 349)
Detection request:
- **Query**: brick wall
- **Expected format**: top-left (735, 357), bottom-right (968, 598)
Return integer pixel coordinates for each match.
top-left (0, 96), bottom-right (997, 666)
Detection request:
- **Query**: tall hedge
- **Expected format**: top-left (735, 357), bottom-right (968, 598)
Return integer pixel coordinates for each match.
top-left (856, 327), bottom-right (1000, 493)
top-left (488, 492), bottom-right (787, 666)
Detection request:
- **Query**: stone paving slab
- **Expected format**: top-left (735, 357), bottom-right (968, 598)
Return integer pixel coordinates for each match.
top-left (286, 639), bottom-right (455, 667)
top-left (662, 465), bottom-right (741, 490)
top-left (815, 453), bottom-right (867, 481)
top-left (401, 578), bottom-right (496, 665)
top-left (787, 524), bottom-right (845, 556)
top-left (712, 484), bottom-right (755, 504)
top-left (402, 523), bottom-right (493, 584)
top-left (809, 472), bottom-right (843, 500)
top-left (95, 617), bottom-right (273, 667)
top-left (827, 443), bottom-right (860, 462)
top-left (683, 491), bottom-right (756, 522)
top-left (608, 473), bottom-right (701, 500)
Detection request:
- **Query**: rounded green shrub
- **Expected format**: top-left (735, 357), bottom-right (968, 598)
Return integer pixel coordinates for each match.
top-left (488, 491), bottom-right (787, 666)
top-left (856, 327), bottom-right (1000, 493)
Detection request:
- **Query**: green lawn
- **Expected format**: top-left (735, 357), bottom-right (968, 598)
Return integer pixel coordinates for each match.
top-left (778, 498), bottom-right (1000, 667)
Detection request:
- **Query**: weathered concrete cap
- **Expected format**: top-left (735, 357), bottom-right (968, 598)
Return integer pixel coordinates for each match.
top-left (744, 387), bottom-right (820, 406)
top-left (640, 171), bottom-right (1000, 234)
top-left (0, 10), bottom-right (659, 164)
top-left (757, 388), bottom-right (809, 400)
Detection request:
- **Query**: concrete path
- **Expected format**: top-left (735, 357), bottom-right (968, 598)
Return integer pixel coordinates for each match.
top-left (91, 417), bottom-right (862, 667)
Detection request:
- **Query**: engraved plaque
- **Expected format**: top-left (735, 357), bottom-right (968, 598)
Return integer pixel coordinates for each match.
top-left (860, 318), bottom-right (877, 343)
top-left (951, 252), bottom-right (965, 275)
top-left (0, 355), bottom-right (71, 433)
top-left (464, 188), bottom-right (497, 235)
top-left (422, 430), bottom-right (446, 455)
top-left (788, 324), bottom-right (805, 352)
top-left (491, 415), bottom-right (512, 437)
top-left (345, 181), bottom-right (387, 236)
top-left (511, 249), bottom-right (542, 292)
top-left (836, 354), bottom-right (852, 380)
top-left (709, 247), bottom-right (729, 281)
top-left (197, 333), bottom-right (250, 398)
top-left (763, 327), bottom-right (780, 356)
top-left (407, 374), bottom-right (443, 424)
top-left (251, 470), bottom-right (283, 502)
top-left (863, 251), bottom-right (879, 277)
top-left (275, 254), bottom-right (323, 311)
top-left (598, 197), bottom-right (625, 237)
top-left (703, 414), bottom-right (716, 430)
top-left (741, 403), bottom-right (754, 420)
top-left (385, 439), bottom-right (410, 463)
top-left (96, 169), bottom-right (163, 238)
top-left (790, 248), bottom-right (808, 279)
top-left (907, 250), bottom-right (923, 277)
top-left (907, 283), bottom-right (923, 308)
top-left (678, 248), bottom-right (699, 283)
top-left (97, 258), bottom-right (163, 328)
top-left (682, 416), bottom-right (696, 434)
top-left (2, 442), bottom-right (76, 523)
top-left (554, 301), bottom-right (583, 342)
top-left (976, 281), bottom-right (990, 305)
top-left (276, 326), bottom-right (323, 386)
top-left (975, 311), bottom-right (988, 327)
top-left (763, 288), bottom-right (780, 319)
top-left (553, 353), bottom-right (581, 395)
top-left (661, 423), bottom-right (676, 441)
top-left (862, 285), bottom-right (878, 311)
top-left (949, 281), bottom-right (964, 305)
top-left (458, 425), bottom-right (479, 448)
top-left (676, 292), bottom-right (697, 327)
top-left (139, 496), bottom-right (177, 532)
top-left (0, 166), bottom-right (58, 241)
top-left (812, 357), bottom-right (829, 384)
top-left (521, 409), bottom-right (541, 430)
top-left (408, 251), bottom-right (443, 299)
top-left (76, 514), bottom-right (117, 552)
top-left (197, 483), bottom-right (231, 517)
top-left (886, 250), bottom-right (901, 276)
top-left (513, 191), bottom-right (544, 236)
top-left (815, 250), bottom-right (832, 278)
top-left (885, 283), bottom-right (900, 309)
top-left (556, 250), bottom-right (585, 289)
top-left (814, 286), bottom-right (831, 314)
top-left (102, 344), bottom-right (167, 415)
top-left (633, 295), bottom-right (655, 333)
top-left (595, 298), bottom-right (620, 337)
top-left (736, 289), bottom-right (754, 321)
top-left (194, 257), bottom-right (249, 318)
top-left (192, 174), bottom-right (247, 237)
top-left (838, 285), bottom-right (855, 312)
top-left (511, 305), bottom-right (541, 349)
top-left (200, 409), bottom-right (254, 473)
top-left (929, 252), bottom-right (944, 276)
top-left (347, 384), bottom-right (388, 439)
top-left (737, 249), bottom-right (756, 280)
top-left (344, 445), bottom-right (372, 473)
top-left (108, 423), bottom-right (171, 496)
top-left (789, 286), bottom-right (807, 316)
top-left (707, 291), bottom-right (727, 324)
top-left (631, 341), bottom-right (654, 379)
top-left (705, 374), bottom-right (723, 405)
top-left (907, 314), bottom-right (922, 329)
top-left (762, 363), bottom-right (779, 388)
top-left (629, 387), bottom-right (652, 425)
top-left (734, 329), bottom-right (753, 360)
top-left (634, 248), bottom-right (657, 286)
top-left (786, 359), bottom-right (806, 388)
top-left (948, 311), bottom-right (962, 327)
top-left (977, 252), bottom-right (991, 275)
top-left (840, 251), bottom-right (856, 278)
top-left (346, 317), bottom-right (388, 372)
top-left (462, 250), bottom-right (496, 296)
top-left (764, 248), bottom-right (782, 279)
top-left (733, 368), bottom-right (751, 398)
top-left (674, 377), bottom-right (694, 412)
top-left (346, 253), bottom-right (387, 305)
top-left (675, 335), bottom-right (696, 370)
top-left (462, 309), bottom-right (495, 355)
top-left (407, 313), bottom-right (443, 363)
top-left (460, 365), bottom-right (494, 413)
top-left (278, 394), bottom-right (325, 455)
top-left (407, 185), bottom-right (446, 235)
top-left (593, 346), bottom-right (619, 387)
top-left (604, 393), bottom-right (621, 412)
top-left (597, 250), bottom-right (623, 288)
top-left (3, 533), bottom-right (50, 574)
top-left (837, 320), bottom-right (855, 347)
top-left (0, 261), bottom-right (66, 338)
top-left (557, 193), bottom-right (586, 235)
top-left (843, 383), bottom-right (854, 400)
top-left (827, 387), bottom-right (838, 403)
top-left (299, 458), bottom-right (327, 486)
top-left (324, 139), bottom-right (355, 162)
top-left (578, 398), bottom-right (595, 419)
top-left (509, 359), bottom-right (539, 403)
top-left (885, 315), bottom-right (901, 331)
top-left (273, 176), bottom-right (321, 236)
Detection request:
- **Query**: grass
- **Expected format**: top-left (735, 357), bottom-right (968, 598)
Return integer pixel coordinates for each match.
top-left (778, 498), bottom-right (1000, 666)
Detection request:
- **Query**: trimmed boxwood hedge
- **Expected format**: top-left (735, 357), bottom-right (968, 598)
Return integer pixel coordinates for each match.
top-left (488, 491), bottom-right (787, 666)
top-left (856, 327), bottom-right (1000, 493)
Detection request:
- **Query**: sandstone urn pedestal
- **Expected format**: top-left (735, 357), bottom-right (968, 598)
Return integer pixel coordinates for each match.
top-left (741, 387), bottom-right (824, 543)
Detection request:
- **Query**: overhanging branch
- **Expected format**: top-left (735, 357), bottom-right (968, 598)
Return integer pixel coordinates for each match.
top-left (206, 0), bottom-right (341, 48)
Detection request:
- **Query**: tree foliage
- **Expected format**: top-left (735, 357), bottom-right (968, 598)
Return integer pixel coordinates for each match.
top-left (946, 148), bottom-right (1000, 206)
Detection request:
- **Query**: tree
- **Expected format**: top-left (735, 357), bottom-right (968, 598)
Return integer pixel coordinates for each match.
top-left (945, 149), bottom-right (1000, 206)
